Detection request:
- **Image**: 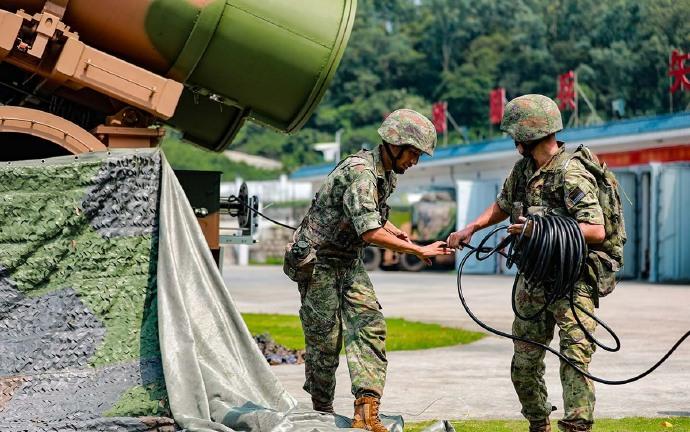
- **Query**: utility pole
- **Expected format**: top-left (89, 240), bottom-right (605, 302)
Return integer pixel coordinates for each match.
top-left (669, 51), bottom-right (674, 114)
top-left (444, 104), bottom-right (448, 146)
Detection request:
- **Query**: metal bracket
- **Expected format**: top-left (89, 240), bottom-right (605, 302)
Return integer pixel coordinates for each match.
top-left (219, 234), bottom-right (256, 245)
top-left (219, 182), bottom-right (260, 245)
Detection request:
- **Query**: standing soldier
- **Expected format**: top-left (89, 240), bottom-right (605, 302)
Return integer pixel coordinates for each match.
top-left (447, 95), bottom-right (606, 432)
top-left (285, 109), bottom-right (452, 430)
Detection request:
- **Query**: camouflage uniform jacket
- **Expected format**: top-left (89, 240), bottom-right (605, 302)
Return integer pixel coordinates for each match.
top-left (496, 144), bottom-right (604, 291)
top-left (296, 147), bottom-right (397, 259)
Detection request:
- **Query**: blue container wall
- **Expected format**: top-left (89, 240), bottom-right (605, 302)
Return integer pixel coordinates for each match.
top-left (614, 170), bottom-right (639, 279)
top-left (455, 179), bottom-right (500, 274)
top-left (655, 164), bottom-right (690, 282)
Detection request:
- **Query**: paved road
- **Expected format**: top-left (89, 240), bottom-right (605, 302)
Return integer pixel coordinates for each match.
top-left (223, 265), bottom-right (690, 421)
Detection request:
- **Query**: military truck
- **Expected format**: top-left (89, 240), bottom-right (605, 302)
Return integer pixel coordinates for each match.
top-left (0, 0), bottom-right (356, 253)
top-left (363, 187), bottom-right (457, 271)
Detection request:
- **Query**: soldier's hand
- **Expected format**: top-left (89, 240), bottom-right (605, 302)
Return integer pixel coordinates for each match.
top-left (415, 241), bottom-right (455, 265)
top-left (507, 216), bottom-right (533, 237)
top-left (447, 226), bottom-right (474, 249)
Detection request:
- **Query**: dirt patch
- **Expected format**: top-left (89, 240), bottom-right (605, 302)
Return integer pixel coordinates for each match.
top-left (253, 334), bottom-right (305, 365)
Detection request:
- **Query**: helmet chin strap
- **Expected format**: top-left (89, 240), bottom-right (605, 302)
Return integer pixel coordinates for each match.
top-left (518, 140), bottom-right (538, 159)
top-left (383, 142), bottom-right (405, 171)
top-left (522, 143), bottom-right (536, 158)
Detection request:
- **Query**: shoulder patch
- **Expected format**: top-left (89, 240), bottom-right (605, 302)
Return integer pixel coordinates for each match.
top-left (568, 186), bottom-right (586, 204)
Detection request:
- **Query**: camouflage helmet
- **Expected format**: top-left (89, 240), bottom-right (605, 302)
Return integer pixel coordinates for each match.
top-left (377, 109), bottom-right (437, 156)
top-left (500, 94), bottom-right (563, 142)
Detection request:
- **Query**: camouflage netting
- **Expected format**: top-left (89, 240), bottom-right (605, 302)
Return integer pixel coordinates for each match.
top-left (0, 151), bottom-right (170, 431)
top-left (0, 149), bottom-right (403, 432)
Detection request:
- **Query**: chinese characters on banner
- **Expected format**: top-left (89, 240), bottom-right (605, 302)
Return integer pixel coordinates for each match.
top-left (432, 102), bottom-right (447, 133)
top-left (557, 71), bottom-right (576, 110)
top-left (489, 88), bottom-right (506, 125)
top-left (669, 50), bottom-right (690, 93)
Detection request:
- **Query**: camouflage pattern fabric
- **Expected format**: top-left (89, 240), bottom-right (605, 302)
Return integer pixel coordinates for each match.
top-left (294, 145), bottom-right (396, 405)
top-left (500, 94), bottom-right (564, 142)
top-left (298, 258), bottom-right (387, 404)
top-left (495, 144), bottom-right (603, 426)
top-left (296, 146), bottom-right (396, 259)
top-left (496, 146), bottom-right (604, 227)
top-left (377, 109), bottom-right (437, 156)
top-left (511, 279), bottom-right (596, 427)
top-left (0, 150), bottom-right (172, 431)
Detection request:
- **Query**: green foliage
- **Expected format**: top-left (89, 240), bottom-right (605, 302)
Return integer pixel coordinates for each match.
top-left (306, 0), bottom-right (690, 151)
top-left (160, 135), bottom-right (281, 181)
top-left (0, 160), bottom-right (160, 367)
top-left (406, 417), bottom-right (690, 432)
top-left (104, 381), bottom-right (170, 417)
top-left (176, 0), bottom-right (690, 166)
top-left (241, 313), bottom-right (484, 351)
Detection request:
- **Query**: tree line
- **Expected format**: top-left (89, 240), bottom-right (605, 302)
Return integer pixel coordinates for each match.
top-left (169, 0), bottom-right (690, 178)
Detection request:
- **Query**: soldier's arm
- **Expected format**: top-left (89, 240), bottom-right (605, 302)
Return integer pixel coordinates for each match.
top-left (579, 223), bottom-right (605, 244)
top-left (447, 201), bottom-right (509, 248)
top-left (467, 201), bottom-right (510, 233)
top-left (343, 169), bottom-right (452, 263)
top-left (508, 216), bottom-right (604, 244)
top-left (362, 228), bottom-right (453, 264)
top-left (448, 162), bottom-right (518, 248)
top-left (564, 161), bottom-right (605, 244)
top-left (382, 220), bottom-right (410, 242)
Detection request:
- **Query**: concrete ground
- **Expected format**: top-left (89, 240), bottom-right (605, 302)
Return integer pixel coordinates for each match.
top-left (223, 265), bottom-right (690, 421)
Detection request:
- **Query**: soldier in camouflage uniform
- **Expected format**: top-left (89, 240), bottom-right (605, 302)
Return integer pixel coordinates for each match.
top-left (447, 95), bottom-right (606, 432)
top-left (289, 109), bottom-right (452, 430)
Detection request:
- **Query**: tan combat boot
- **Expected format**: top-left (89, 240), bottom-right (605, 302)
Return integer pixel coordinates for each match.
top-left (351, 396), bottom-right (388, 432)
top-left (529, 418), bottom-right (551, 432)
top-left (557, 420), bottom-right (591, 432)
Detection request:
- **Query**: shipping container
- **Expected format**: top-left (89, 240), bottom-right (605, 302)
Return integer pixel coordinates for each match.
top-left (613, 170), bottom-right (639, 279)
top-left (654, 164), bottom-right (690, 282)
top-left (455, 179), bottom-right (501, 274)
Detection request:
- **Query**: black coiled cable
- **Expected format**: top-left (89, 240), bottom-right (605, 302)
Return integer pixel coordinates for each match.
top-left (457, 214), bottom-right (690, 385)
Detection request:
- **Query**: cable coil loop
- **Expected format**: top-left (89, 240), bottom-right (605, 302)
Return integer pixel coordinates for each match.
top-left (457, 214), bottom-right (690, 385)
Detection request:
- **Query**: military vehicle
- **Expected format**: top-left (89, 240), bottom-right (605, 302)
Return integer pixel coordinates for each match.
top-left (0, 0), bottom-right (356, 253)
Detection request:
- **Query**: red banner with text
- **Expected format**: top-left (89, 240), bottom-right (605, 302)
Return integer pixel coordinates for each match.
top-left (557, 71), bottom-right (576, 110)
top-left (432, 102), bottom-right (447, 133)
top-left (489, 88), bottom-right (505, 125)
top-left (669, 50), bottom-right (690, 93)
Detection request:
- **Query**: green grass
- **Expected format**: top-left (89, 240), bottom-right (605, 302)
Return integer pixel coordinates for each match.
top-left (248, 256), bottom-right (284, 266)
top-left (406, 418), bottom-right (690, 432)
top-left (241, 314), bottom-right (484, 351)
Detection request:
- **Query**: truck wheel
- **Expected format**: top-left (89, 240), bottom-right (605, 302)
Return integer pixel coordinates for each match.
top-left (362, 247), bottom-right (382, 271)
top-left (398, 253), bottom-right (426, 272)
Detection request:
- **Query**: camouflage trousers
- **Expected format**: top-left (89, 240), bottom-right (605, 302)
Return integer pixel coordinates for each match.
top-left (298, 257), bottom-right (387, 405)
top-left (511, 277), bottom-right (597, 427)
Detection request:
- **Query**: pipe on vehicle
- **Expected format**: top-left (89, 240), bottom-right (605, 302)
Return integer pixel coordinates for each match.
top-left (0, 0), bottom-right (358, 150)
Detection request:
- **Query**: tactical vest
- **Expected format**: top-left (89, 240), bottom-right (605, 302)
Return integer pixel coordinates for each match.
top-left (511, 145), bottom-right (626, 299)
top-left (289, 149), bottom-right (393, 263)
